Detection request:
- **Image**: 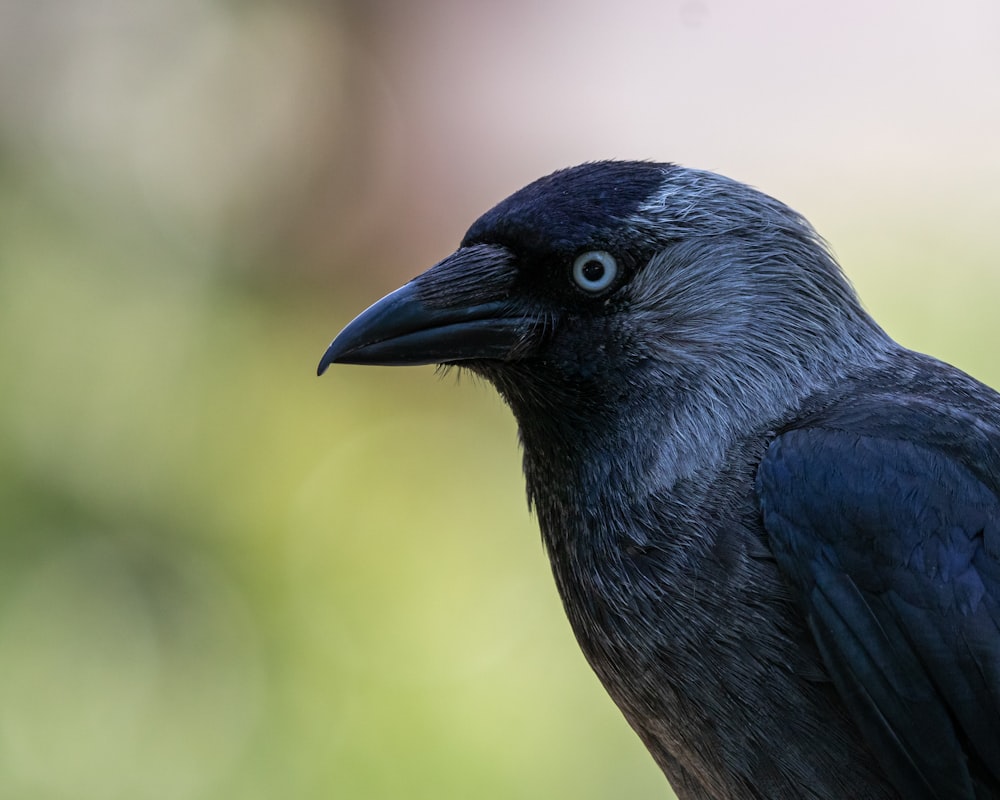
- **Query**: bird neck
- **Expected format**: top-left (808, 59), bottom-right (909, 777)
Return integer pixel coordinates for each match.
top-left (499, 368), bottom-right (744, 514)
top-left (496, 344), bottom-right (884, 520)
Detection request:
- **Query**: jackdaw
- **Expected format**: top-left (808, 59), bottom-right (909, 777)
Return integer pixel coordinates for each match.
top-left (318, 161), bottom-right (1000, 799)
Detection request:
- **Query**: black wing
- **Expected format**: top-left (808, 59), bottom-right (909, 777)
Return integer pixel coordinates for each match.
top-left (757, 424), bottom-right (1000, 799)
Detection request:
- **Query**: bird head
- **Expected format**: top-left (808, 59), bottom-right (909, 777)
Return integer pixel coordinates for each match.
top-left (319, 161), bottom-right (888, 485)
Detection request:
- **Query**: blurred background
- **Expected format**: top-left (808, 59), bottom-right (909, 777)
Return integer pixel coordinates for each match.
top-left (0, 1), bottom-right (998, 797)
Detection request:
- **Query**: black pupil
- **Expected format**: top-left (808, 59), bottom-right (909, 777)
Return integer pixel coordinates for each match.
top-left (582, 260), bottom-right (605, 283)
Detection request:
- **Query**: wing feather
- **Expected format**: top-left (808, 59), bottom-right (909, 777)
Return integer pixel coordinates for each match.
top-left (758, 428), bottom-right (1000, 799)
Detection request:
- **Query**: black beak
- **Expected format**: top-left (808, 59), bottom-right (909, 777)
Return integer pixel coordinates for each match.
top-left (317, 244), bottom-right (539, 374)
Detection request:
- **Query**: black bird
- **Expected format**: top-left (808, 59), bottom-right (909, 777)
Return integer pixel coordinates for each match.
top-left (318, 161), bottom-right (1000, 799)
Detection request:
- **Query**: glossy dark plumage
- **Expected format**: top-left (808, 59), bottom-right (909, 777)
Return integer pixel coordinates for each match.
top-left (319, 162), bottom-right (1000, 799)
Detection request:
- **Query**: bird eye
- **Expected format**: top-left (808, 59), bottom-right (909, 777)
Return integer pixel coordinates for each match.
top-left (571, 251), bottom-right (618, 293)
